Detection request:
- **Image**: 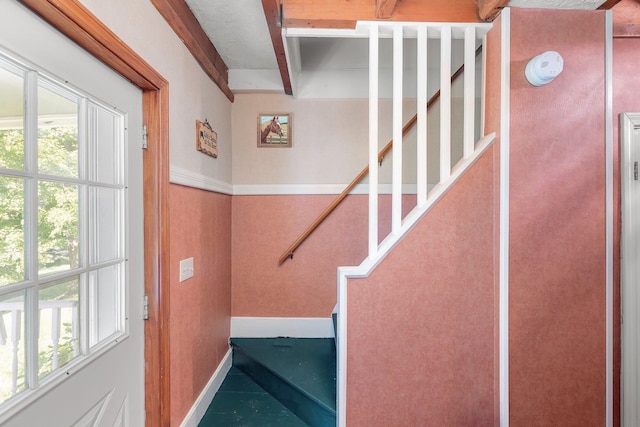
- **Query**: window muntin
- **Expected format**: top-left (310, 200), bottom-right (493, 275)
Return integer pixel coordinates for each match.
top-left (0, 53), bottom-right (127, 407)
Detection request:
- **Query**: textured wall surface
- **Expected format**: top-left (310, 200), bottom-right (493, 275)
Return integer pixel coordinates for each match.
top-left (508, 8), bottom-right (607, 426)
top-left (346, 148), bottom-right (497, 426)
top-left (231, 194), bottom-right (417, 317)
top-left (169, 184), bottom-right (232, 426)
top-left (80, 0), bottom-right (233, 183)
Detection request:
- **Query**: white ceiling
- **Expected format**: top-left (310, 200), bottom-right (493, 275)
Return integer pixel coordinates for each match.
top-left (184, 0), bottom-right (277, 70)
top-left (184, 0), bottom-right (608, 94)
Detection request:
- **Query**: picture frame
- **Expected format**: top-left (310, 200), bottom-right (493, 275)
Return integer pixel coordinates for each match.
top-left (258, 113), bottom-right (291, 147)
top-left (196, 119), bottom-right (217, 158)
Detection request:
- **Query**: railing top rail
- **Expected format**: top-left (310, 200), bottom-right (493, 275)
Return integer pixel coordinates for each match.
top-left (284, 22), bottom-right (493, 39)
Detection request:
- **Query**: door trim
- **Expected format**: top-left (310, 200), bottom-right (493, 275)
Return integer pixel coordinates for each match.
top-left (621, 112), bottom-right (640, 427)
top-left (16, 1), bottom-right (171, 425)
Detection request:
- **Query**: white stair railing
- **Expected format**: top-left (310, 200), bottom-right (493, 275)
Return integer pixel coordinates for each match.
top-left (337, 21), bottom-right (495, 427)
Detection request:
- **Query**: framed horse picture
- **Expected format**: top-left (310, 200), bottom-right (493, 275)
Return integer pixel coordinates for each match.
top-left (258, 113), bottom-right (291, 147)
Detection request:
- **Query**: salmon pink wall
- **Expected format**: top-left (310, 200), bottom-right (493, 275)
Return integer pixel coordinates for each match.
top-left (508, 9), bottom-right (607, 425)
top-left (231, 194), bottom-right (416, 317)
top-left (346, 149), bottom-right (497, 425)
top-left (612, 36), bottom-right (640, 427)
top-left (169, 184), bottom-right (232, 426)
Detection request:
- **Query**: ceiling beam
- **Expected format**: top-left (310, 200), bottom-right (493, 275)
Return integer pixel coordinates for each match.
top-left (149, 0), bottom-right (234, 101)
top-left (262, 0), bottom-right (293, 95)
top-left (477, 0), bottom-right (510, 21)
top-left (598, 0), bottom-right (624, 9)
top-left (376, 0), bottom-right (399, 19)
top-left (281, 0), bottom-right (482, 28)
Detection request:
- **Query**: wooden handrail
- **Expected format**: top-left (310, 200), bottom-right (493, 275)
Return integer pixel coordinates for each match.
top-left (278, 47), bottom-right (480, 265)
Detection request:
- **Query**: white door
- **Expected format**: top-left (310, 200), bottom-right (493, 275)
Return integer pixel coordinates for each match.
top-left (0, 1), bottom-right (144, 425)
top-left (621, 112), bottom-right (640, 427)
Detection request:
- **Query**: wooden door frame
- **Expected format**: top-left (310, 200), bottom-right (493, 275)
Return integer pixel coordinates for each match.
top-left (16, 0), bottom-right (171, 425)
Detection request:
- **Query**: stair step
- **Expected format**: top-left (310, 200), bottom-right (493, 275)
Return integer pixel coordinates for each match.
top-left (332, 313), bottom-right (337, 338)
top-left (231, 337), bottom-right (336, 427)
top-left (199, 367), bottom-right (308, 426)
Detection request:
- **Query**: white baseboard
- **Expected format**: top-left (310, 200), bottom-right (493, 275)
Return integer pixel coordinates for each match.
top-left (180, 348), bottom-right (232, 427)
top-left (231, 317), bottom-right (335, 338)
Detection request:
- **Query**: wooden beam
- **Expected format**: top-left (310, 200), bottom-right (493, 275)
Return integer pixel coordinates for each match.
top-left (477, 0), bottom-right (510, 21)
top-left (376, 0), bottom-right (399, 19)
top-left (16, 1), bottom-right (172, 426)
top-left (262, 0), bottom-right (293, 95)
top-left (282, 0), bottom-right (481, 28)
top-left (599, 0), bottom-right (624, 9)
top-left (150, 0), bottom-right (234, 102)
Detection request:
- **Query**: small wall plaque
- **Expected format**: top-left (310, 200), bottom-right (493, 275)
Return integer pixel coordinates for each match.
top-left (196, 119), bottom-right (217, 158)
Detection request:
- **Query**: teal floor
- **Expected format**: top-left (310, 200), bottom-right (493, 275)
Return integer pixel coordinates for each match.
top-left (198, 338), bottom-right (336, 427)
top-left (232, 337), bottom-right (336, 413)
top-left (198, 367), bottom-right (308, 426)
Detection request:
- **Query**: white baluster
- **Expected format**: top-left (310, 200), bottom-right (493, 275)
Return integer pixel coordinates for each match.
top-left (463, 26), bottom-right (476, 159)
top-left (392, 25), bottom-right (403, 234)
top-left (417, 25), bottom-right (428, 207)
top-left (0, 311), bottom-right (7, 346)
top-left (72, 302), bottom-right (79, 357)
top-left (51, 307), bottom-right (60, 370)
top-left (440, 25), bottom-right (452, 183)
top-left (368, 23), bottom-right (379, 259)
top-left (11, 309), bottom-right (21, 396)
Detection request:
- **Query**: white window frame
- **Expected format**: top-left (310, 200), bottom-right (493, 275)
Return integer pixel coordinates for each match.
top-left (0, 49), bottom-right (129, 416)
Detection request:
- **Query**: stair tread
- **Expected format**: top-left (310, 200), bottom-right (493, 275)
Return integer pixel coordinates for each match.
top-left (199, 367), bottom-right (309, 427)
top-left (231, 337), bottom-right (336, 413)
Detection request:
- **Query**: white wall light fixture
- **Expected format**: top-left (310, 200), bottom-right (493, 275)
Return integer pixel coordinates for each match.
top-left (525, 51), bottom-right (564, 86)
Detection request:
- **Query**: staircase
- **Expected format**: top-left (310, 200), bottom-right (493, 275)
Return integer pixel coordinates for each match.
top-left (199, 337), bottom-right (336, 427)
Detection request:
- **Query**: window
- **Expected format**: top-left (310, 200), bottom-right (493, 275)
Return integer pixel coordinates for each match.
top-left (0, 52), bottom-right (127, 406)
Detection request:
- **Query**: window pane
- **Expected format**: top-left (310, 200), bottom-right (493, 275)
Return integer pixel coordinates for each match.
top-left (0, 176), bottom-right (25, 286)
top-left (38, 277), bottom-right (80, 380)
top-left (89, 187), bottom-right (121, 264)
top-left (89, 265), bottom-right (121, 347)
top-left (0, 290), bottom-right (27, 404)
top-left (38, 181), bottom-right (79, 275)
top-left (0, 64), bottom-right (25, 170)
top-left (37, 84), bottom-right (78, 178)
top-left (89, 104), bottom-right (121, 185)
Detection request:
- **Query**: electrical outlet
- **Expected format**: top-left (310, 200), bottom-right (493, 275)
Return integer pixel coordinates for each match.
top-left (179, 257), bottom-right (194, 282)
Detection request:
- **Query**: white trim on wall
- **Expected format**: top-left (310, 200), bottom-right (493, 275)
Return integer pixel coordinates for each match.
top-left (170, 166), bottom-right (233, 195)
top-left (499, 8), bottom-right (511, 427)
top-left (230, 317), bottom-right (335, 338)
top-left (179, 348), bottom-right (232, 427)
top-left (233, 183), bottom-right (364, 195)
top-left (232, 183), bottom-right (434, 196)
top-left (604, 11), bottom-right (614, 427)
top-left (168, 170), bottom-right (435, 196)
